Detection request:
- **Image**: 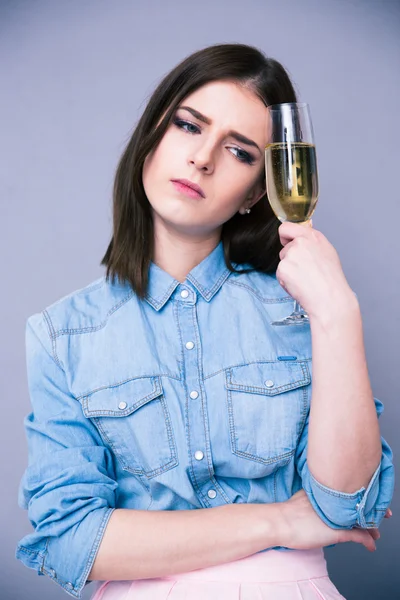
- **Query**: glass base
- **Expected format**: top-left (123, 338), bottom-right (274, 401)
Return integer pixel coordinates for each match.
top-left (271, 311), bottom-right (310, 326)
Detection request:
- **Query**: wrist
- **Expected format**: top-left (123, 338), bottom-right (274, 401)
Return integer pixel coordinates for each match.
top-left (309, 290), bottom-right (361, 331)
top-left (257, 502), bottom-right (289, 548)
top-left (273, 501), bottom-right (292, 548)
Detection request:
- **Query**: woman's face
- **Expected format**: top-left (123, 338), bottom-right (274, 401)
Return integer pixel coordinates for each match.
top-left (142, 80), bottom-right (271, 238)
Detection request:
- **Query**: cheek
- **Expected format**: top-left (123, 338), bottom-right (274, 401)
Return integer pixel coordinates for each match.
top-left (143, 132), bottom-right (183, 184)
top-left (216, 169), bottom-right (258, 204)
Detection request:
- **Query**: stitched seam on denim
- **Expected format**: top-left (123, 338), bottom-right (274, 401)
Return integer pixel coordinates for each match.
top-left (76, 373), bottom-right (181, 401)
top-left (209, 267), bottom-right (231, 297)
top-left (311, 475), bottom-right (362, 498)
top-left (227, 381), bottom-right (309, 394)
top-left (189, 299), bottom-right (230, 504)
top-left (42, 537), bottom-right (78, 593)
top-left (81, 378), bottom-right (163, 414)
top-left (273, 469), bottom-right (278, 503)
top-left (158, 394), bottom-right (179, 474)
top-left (297, 375), bottom-right (310, 445)
top-left (175, 298), bottom-right (206, 505)
top-left (83, 378), bottom-right (178, 477)
top-left (173, 296), bottom-right (186, 382)
top-left (226, 381), bottom-right (295, 465)
top-left (227, 279), bottom-right (292, 302)
top-left (92, 416), bottom-right (136, 472)
top-left (187, 267), bottom-right (230, 301)
top-left (92, 411), bottom-right (178, 479)
top-left (17, 546), bottom-right (41, 556)
top-left (52, 290), bottom-right (135, 336)
top-left (204, 358), bottom-right (312, 381)
top-left (189, 299), bottom-right (228, 503)
top-left (42, 309), bottom-right (63, 369)
top-left (146, 279), bottom-right (180, 310)
top-left (225, 362), bottom-right (311, 395)
top-left (299, 362), bottom-right (310, 436)
top-left (43, 278), bottom-right (105, 312)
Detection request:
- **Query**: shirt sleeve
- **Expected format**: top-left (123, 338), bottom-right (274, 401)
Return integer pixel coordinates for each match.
top-left (15, 311), bottom-right (118, 598)
top-left (295, 396), bottom-right (395, 530)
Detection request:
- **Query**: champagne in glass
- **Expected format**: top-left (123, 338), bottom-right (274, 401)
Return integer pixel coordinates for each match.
top-left (265, 103), bottom-right (319, 326)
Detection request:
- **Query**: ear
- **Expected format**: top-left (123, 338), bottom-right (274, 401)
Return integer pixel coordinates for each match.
top-left (238, 182), bottom-right (266, 214)
top-left (252, 184), bottom-right (266, 205)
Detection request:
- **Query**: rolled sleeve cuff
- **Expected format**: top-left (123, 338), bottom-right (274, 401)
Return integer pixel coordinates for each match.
top-left (16, 506), bottom-right (115, 599)
top-left (302, 462), bottom-right (382, 529)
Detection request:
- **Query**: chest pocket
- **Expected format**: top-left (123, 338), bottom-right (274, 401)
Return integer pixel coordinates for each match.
top-left (225, 360), bottom-right (311, 468)
top-left (80, 376), bottom-right (178, 478)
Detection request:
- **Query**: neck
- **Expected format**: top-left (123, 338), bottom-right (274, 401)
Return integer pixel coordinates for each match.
top-left (152, 224), bottom-right (221, 283)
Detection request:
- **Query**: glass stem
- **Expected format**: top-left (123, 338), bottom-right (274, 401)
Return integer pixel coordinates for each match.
top-left (293, 300), bottom-right (304, 314)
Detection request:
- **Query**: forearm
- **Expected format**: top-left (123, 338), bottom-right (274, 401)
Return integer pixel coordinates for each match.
top-left (88, 502), bottom-right (281, 581)
top-left (307, 293), bottom-right (382, 493)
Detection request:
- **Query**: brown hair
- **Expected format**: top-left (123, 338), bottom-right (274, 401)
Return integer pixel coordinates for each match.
top-left (101, 43), bottom-right (298, 298)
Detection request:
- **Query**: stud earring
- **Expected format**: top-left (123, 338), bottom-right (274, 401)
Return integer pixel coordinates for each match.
top-left (245, 208), bottom-right (251, 214)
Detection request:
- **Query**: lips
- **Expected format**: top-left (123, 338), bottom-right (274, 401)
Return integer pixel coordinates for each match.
top-left (171, 179), bottom-right (205, 198)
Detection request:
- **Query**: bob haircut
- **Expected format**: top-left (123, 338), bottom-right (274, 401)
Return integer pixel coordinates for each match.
top-left (101, 43), bottom-right (298, 298)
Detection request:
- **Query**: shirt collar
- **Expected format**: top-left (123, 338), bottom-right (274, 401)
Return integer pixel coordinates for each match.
top-left (145, 240), bottom-right (231, 311)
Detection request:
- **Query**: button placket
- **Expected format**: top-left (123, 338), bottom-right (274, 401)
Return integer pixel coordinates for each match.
top-left (176, 285), bottom-right (214, 504)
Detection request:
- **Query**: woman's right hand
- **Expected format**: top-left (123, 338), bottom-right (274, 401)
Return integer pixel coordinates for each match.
top-left (277, 489), bottom-right (389, 552)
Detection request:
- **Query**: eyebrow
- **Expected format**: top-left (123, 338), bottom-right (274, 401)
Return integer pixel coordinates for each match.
top-left (178, 105), bottom-right (262, 154)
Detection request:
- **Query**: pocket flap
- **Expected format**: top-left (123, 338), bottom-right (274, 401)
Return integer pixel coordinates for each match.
top-left (225, 361), bottom-right (311, 396)
top-left (81, 376), bottom-right (163, 417)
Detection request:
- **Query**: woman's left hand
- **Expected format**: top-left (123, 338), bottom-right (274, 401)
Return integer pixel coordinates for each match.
top-left (276, 221), bottom-right (358, 321)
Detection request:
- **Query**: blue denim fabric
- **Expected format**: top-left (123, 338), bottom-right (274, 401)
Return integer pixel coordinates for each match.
top-left (16, 241), bottom-right (395, 598)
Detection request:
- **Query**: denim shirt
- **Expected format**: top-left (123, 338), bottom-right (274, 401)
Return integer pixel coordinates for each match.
top-left (16, 240), bottom-right (395, 598)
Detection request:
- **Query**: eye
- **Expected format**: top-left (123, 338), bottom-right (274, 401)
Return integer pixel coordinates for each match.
top-left (229, 147), bottom-right (255, 165)
top-left (173, 116), bottom-right (256, 166)
top-left (173, 118), bottom-right (200, 134)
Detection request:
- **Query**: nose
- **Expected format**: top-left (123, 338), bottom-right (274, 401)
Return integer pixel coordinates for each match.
top-left (188, 143), bottom-right (215, 174)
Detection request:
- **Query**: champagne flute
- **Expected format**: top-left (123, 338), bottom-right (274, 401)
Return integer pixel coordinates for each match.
top-left (265, 102), bottom-right (319, 326)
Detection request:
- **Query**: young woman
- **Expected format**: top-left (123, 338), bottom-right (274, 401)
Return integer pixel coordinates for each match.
top-left (16, 43), bottom-right (394, 600)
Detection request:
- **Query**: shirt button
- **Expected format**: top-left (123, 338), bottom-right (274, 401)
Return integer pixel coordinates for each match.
top-left (49, 568), bottom-right (56, 578)
top-left (208, 489), bottom-right (217, 499)
top-left (264, 380), bottom-right (275, 388)
top-left (180, 289), bottom-right (189, 298)
top-left (65, 582), bottom-right (74, 589)
top-left (190, 391), bottom-right (199, 399)
top-left (356, 503), bottom-right (360, 510)
top-left (118, 401), bottom-right (127, 410)
top-left (194, 450), bottom-right (204, 460)
top-left (185, 341), bottom-right (195, 350)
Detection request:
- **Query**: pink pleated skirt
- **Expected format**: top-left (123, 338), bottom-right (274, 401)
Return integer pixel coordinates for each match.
top-left (89, 547), bottom-right (346, 599)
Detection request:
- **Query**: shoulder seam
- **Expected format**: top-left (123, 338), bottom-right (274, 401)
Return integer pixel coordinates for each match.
top-left (42, 309), bottom-right (63, 368)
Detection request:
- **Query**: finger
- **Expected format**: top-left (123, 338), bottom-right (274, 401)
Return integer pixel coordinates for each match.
top-left (279, 241), bottom-right (294, 260)
top-left (350, 528), bottom-right (377, 552)
top-left (367, 528), bottom-right (380, 541)
top-left (278, 221), bottom-right (314, 246)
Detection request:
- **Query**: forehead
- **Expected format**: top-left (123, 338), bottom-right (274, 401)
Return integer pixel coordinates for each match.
top-left (180, 81), bottom-right (270, 146)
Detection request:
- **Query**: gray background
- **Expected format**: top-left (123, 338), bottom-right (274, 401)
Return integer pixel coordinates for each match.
top-left (1, 0), bottom-right (399, 598)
